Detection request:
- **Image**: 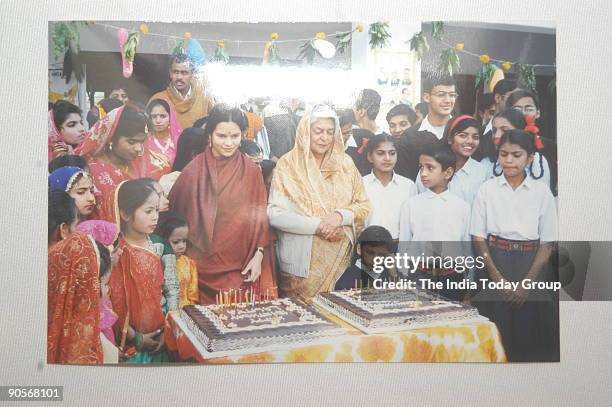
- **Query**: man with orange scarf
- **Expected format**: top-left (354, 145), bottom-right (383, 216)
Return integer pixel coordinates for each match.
top-left (149, 53), bottom-right (214, 128)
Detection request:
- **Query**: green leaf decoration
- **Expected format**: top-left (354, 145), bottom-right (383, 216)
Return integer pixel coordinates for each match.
top-left (335, 31), bottom-right (353, 54)
top-left (297, 40), bottom-right (320, 64)
top-left (517, 63), bottom-right (537, 92)
top-left (172, 40), bottom-right (185, 56)
top-left (51, 22), bottom-right (88, 59)
top-left (475, 63), bottom-right (498, 89)
top-left (431, 21), bottom-right (444, 41)
top-left (124, 31), bottom-right (140, 63)
top-left (211, 43), bottom-right (230, 64)
top-left (408, 31), bottom-right (429, 60)
top-left (368, 22), bottom-right (391, 49)
top-left (439, 48), bottom-right (460, 76)
top-left (548, 77), bottom-right (556, 96)
top-left (268, 42), bottom-right (281, 65)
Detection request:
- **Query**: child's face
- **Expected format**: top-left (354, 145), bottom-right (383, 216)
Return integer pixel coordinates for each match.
top-left (125, 192), bottom-right (159, 235)
top-left (419, 154), bottom-right (452, 190)
top-left (499, 142), bottom-right (534, 179)
top-left (449, 126), bottom-right (480, 159)
top-left (424, 85), bottom-right (456, 117)
top-left (367, 141), bottom-right (397, 173)
top-left (69, 175), bottom-right (96, 216)
top-left (360, 243), bottom-right (392, 268)
top-left (168, 225), bottom-right (188, 256)
top-left (388, 114), bottom-right (412, 139)
top-left (492, 117), bottom-right (515, 144)
top-left (512, 97), bottom-right (540, 119)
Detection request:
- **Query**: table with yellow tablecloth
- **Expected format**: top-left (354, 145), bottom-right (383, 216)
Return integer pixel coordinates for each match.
top-left (164, 306), bottom-right (506, 363)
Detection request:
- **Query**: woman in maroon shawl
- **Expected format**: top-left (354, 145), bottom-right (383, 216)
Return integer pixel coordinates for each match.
top-left (169, 104), bottom-right (276, 304)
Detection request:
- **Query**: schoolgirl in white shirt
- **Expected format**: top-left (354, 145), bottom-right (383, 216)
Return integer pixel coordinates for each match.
top-left (362, 134), bottom-right (416, 240)
top-left (470, 128), bottom-right (558, 362)
top-left (415, 115), bottom-right (488, 206)
top-left (482, 109), bottom-right (551, 190)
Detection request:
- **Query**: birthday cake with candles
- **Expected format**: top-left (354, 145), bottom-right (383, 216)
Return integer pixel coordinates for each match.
top-left (180, 291), bottom-right (345, 354)
top-left (314, 288), bottom-right (481, 334)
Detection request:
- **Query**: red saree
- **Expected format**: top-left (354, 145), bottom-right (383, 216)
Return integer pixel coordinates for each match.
top-left (48, 232), bottom-right (102, 364)
top-left (133, 105), bottom-right (183, 181)
top-left (108, 238), bottom-right (165, 349)
top-left (168, 149), bottom-right (276, 304)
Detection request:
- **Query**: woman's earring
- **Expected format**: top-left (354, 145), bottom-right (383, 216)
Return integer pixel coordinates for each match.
top-left (109, 142), bottom-right (113, 151)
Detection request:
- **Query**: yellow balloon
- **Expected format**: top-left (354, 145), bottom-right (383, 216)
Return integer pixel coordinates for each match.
top-left (488, 67), bottom-right (505, 93)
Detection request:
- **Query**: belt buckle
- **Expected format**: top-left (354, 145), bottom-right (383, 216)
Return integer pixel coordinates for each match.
top-left (511, 242), bottom-right (520, 250)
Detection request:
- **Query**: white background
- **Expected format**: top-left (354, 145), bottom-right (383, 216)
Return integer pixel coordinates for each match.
top-left (0, 0), bottom-right (611, 405)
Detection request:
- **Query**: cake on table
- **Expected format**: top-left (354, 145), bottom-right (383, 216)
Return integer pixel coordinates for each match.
top-left (314, 288), bottom-right (482, 334)
top-left (180, 297), bottom-right (345, 354)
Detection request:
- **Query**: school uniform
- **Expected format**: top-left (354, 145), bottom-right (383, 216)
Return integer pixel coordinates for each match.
top-left (415, 157), bottom-right (489, 206)
top-left (417, 115), bottom-right (447, 140)
top-left (470, 175), bottom-right (559, 362)
top-left (398, 189), bottom-right (471, 301)
top-left (363, 172), bottom-right (416, 239)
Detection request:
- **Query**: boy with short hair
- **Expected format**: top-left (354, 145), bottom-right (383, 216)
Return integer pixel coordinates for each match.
top-left (395, 72), bottom-right (456, 180)
top-left (398, 144), bottom-right (471, 301)
top-left (386, 104), bottom-right (417, 141)
top-left (335, 225), bottom-right (396, 290)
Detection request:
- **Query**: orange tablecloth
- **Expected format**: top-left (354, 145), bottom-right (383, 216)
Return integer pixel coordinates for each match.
top-left (164, 308), bottom-right (506, 363)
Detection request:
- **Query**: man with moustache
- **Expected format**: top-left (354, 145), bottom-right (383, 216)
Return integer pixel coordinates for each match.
top-left (395, 73), bottom-right (457, 180)
top-left (149, 53), bottom-right (214, 128)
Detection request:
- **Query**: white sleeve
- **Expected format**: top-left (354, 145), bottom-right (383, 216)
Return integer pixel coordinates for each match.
top-left (538, 187), bottom-right (558, 242)
top-left (415, 171), bottom-right (427, 193)
top-left (470, 185), bottom-right (488, 238)
top-left (267, 188), bottom-right (321, 235)
top-left (398, 199), bottom-right (413, 242)
top-left (541, 154), bottom-right (551, 191)
top-left (407, 179), bottom-right (417, 198)
top-left (462, 204), bottom-right (472, 242)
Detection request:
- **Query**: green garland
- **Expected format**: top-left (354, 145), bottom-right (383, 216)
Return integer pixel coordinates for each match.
top-left (335, 31), bottom-right (353, 54)
top-left (369, 22), bottom-right (391, 49)
top-left (475, 63), bottom-right (498, 89)
top-left (439, 48), bottom-right (460, 76)
top-left (408, 31), bottom-right (429, 60)
top-left (268, 42), bottom-right (281, 65)
top-left (431, 21), bottom-right (444, 41)
top-left (211, 43), bottom-right (230, 64)
top-left (517, 63), bottom-right (537, 92)
top-left (297, 40), bottom-right (320, 64)
top-left (124, 31), bottom-right (140, 64)
top-left (172, 40), bottom-right (185, 56)
top-left (51, 22), bottom-right (88, 59)
top-left (548, 77), bottom-right (556, 96)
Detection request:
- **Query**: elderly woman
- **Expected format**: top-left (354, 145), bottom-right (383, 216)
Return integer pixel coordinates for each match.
top-left (268, 104), bottom-right (370, 302)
